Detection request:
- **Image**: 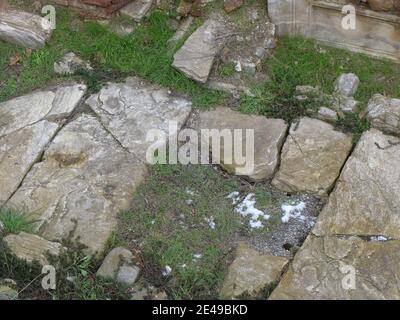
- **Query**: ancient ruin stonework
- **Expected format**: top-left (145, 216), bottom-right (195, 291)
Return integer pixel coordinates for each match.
top-left (267, 0), bottom-right (400, 61)
top-left (48, 0), bottom-right (134, 17)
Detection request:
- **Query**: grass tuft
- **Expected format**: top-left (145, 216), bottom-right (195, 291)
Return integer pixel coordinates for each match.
top-left (0, 208), bottom-right (35, 235)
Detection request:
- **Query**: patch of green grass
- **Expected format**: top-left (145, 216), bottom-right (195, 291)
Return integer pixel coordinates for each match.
top-left (0, 240), bottom-right (128, 300)
top-left (0, 8), bottom-right (224, 107)
top-left (117, 164), bottom-right (279, 299)
top-left (335, 113), bottom-right (371, 142)
top-left (0, 208), bottom-right (34, 235)
top-left (217, 62), bottom-right (236, 78)
top-left (240, 36), bottom-right (400, 128)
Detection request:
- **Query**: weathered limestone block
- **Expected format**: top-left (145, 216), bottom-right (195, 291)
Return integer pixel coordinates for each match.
top-left (48, 0), bottom-right (132, 17)
top-left (220, 242), bottom-right (288, 299)
top-left (54, 52), bottom-right (93, 75)
top-left (168, 16), bottom-right (194, 45)
top-left (270, 235), bottom-right (400, 299)
top-left (97, 247), bottom-right (140, 286)
top-left (334, 73), bottom-right (359, 97)
top-left (316, 107), bottom-right (338, 122)
top-left (194, 107), bottom-right (288, 181)
top-left (0, 84), bottom-right (87, 206)
top-left (368, 0), bottom-right (400, 12)
top-left (120, 0), bottom-right (153, 22)
top-left (3, 232), bottom-right (64, 266)
top-left (86, 77), bottom-right (192, 161)
top-left (267, 0), bottom-right (400, 62)
top-left (0, 279), bottom-right (18, 300)
top-left (0, 10), bottom-right (52, 48)
top-left (272, 117), bottom-right (353, 196)
top-left (366, 94), bottom-right (400, 135)
top-left (172, 17), bottom-right (229, 83)
top-left (313, 129), bottom-right (400, 238)
top-left (6, 114), bottom-right (147, 255)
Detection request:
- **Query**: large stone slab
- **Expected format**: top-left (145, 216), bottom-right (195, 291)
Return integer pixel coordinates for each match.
top-left (272, 117), bottom-right (353, 196)
top-left (220, 242), bottom-right (288, 299)
top-left (0, 84), bottom-right (87, 206)
top-left (313, 129), bottom-right (400, 238)
top-left (3, 232), bottom-right (64, 266)
top-left (267, 0), bottom-right (400, 62)
top-left (6, 114), bottom-right (147, 255)
top-left (270, 235), bottom-right (400, 299)
top-left (366, 94), bottom-right (400, 135)
top-left (194, 107), bottom-right (288, 181)
top-left (172, 17), bottom-right (228, 83)
top-left (85, 77), bottom-right (192, 161)
top-left (0, 10), bottom-right (52, 48)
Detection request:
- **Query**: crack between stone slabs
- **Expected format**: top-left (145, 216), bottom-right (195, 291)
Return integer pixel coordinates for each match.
top-left (265, 257), bottom-right (291, 299)
top-left (270, 121), bottom-right (290, 181)
top-left (87, 108), bottom-right (143, 164)
top-left (1, 91), bottom-right (89, 209)
top-left (310, 233), bottom-right (399, 242)
top-left (323, 137), bottom-right (358, 197)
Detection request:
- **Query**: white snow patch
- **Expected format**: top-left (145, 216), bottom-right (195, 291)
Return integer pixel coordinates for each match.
top-left (370, 235), bottom-right (388, 242)
top-left (205, 216), bottom-right (216, 229)
top-left (233, 193), bottom-right (270, 229)
top-left (162, 265), bottom-right (172, 276)
top-left (281, 202), bottom-right (307, 223)
top-left (193, 253), bottom-right (202, 259)
top-left (226, 191), bottom-right (240, 205)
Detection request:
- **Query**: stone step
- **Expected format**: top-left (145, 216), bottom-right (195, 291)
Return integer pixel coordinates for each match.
top-left (0, 10), bottom-right (53, 48)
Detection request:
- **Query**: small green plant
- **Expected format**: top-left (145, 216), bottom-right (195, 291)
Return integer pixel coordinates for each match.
top-left (218, 62), bottom-right (235, 78)
top-left (0, 239), bottom-right (128, 300)
top-left (0, 208), bottom-right (34, 235)
top-left (336, 113), bottom-right (371, 142)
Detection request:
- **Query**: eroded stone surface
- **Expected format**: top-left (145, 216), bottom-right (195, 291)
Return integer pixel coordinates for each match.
top-left (316, 107), bottom-right (338, 123)
top-left (334, 73), bottom-right (359, 97)
top-left (270, 235), bottom-right (400, 300)
top-left (0, 84), bottom-right (87, 206)
top-left (6, 114), bottom-right (147, 255)
top-left (194, 107), bottom-right (288, 181)
top-left (0, 10), bottom-right (52, 48)
top-left (172, 17), bottom-right (229, 83)
top-left (86, 77), bottom-right (192, 161)
top-left (313, 129), bottom-right (400, 238)
top-left (97, 247), bottom-right (140, 286)
top-left (3, 232), bottom-right (63, 266)
top-left (54, 52), bottom-right (93, 75)
top-left (0, 279), bottom-right (18, 300)
top-left (220, 242), bottom-right (288, 299)
top-left (120, 0), bottom-right (153, 22)
top-left (366, 94), bottom-right (400, 135)
top-left (272, 117), bottom-right (353, 196)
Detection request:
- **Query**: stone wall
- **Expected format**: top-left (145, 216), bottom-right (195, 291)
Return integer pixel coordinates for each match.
top-left (48, 0), bottom-right (133, 17)
top-left (268, 0), bottom-right (400, 62)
